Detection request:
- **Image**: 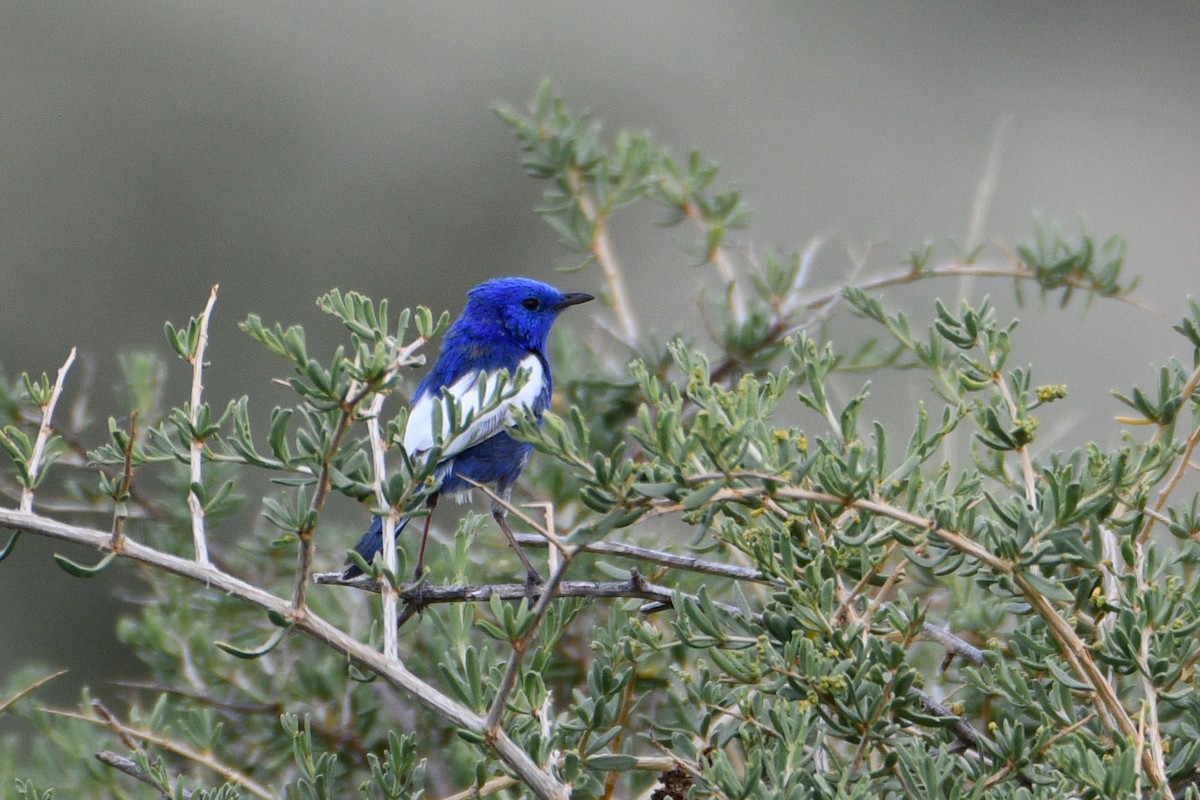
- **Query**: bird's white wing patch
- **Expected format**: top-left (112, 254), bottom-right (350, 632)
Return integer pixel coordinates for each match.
top-left (402, 354), bottom-right (545, 462)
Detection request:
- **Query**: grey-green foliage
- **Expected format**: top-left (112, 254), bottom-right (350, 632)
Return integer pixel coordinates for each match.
top-left (3, 81), bottom-right (1200, 799)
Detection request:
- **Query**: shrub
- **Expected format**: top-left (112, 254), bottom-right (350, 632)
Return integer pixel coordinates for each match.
top-left (3, 82), bottom-right (1198, 800)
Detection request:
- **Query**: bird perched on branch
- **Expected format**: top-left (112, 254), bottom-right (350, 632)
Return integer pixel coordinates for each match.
top-left (342, 277), bottom-right (593, 589)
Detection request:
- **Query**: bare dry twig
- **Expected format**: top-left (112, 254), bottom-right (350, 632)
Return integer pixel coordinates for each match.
top-left (0, 668), bottom-right (68, 715)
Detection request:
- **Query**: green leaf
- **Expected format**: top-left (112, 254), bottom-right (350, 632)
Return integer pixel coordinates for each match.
top-left (215, 626), bottom-right (290, 660)
top-left (1018, 570), bottom-right (1074, 603)
top-left (266, 609), bottom-right (294, 628)
top-left (1045, 660), bottom-right (1091, 692)
top-left (682, 481), bottom-right (723, 510)
top-left (0, 531), bottom-right (19, 563)
top-left (631, 481), bottom-right (678, 498)
top-left (53, 551), bottom-right (116, 578)
top-left (585, 753), bottom-right (637, 771)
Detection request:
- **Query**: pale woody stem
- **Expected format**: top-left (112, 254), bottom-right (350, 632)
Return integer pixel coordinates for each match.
top-left (21, 347), bottom-right (76, 514)
top-left (569, 167), bottom-right (639, 342)
top-left (683, 199), bottom-right (745, 326)
top-left (366, 391), bottom-right (400, 661)
top-left (188, 285), bottom-right (219, 565)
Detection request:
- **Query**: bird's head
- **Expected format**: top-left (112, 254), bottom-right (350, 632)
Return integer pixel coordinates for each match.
top-left (461, 277), bottom-right (593, 349)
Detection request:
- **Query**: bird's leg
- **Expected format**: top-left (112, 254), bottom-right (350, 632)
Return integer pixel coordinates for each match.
top-left (491, 499), bottom-right (543, 599)
top-left (407, 494), bottom-right (439, 611)
top-left (412, 494), bottom-right (438, 582)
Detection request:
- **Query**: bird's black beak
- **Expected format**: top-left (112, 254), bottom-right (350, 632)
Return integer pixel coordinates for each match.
top-left (554, 292), bottom-right (594, 311)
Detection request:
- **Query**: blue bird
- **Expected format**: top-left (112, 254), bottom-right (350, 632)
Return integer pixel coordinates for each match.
top-left (342, 277), bottom-right (593, 587)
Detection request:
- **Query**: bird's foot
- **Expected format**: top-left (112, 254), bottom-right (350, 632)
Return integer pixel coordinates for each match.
top-left (523, 570), bottom-right (544, 605)
top-left (403, 570), bottom-right (431, 614)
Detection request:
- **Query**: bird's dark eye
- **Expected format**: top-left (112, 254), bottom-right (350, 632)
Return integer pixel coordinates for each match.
top-left (521, 297), bottom-right (540, 311)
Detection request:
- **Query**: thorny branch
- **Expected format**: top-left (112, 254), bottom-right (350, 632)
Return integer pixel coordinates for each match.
top-left (317, 568), bottom-right (748, 621)
top-left (187, 286), bottom-right (218, 564)
top-left (484, 557), bottom-right (572, 735)
top-left (288, 407), bottom-right (355, 615)
top-left (682, 198), bottom-right (745, 327)
top-left (568, 166), bottom-right (639, 343)
top-left (709, 257), bottom-right (1147, 385)
top-left (21, 347), bottom-right (76, 514)
top-left (5, 507), bottom-right (569, 800)
top-left (1092, 359), bottom-right (1200, 787)
top-left (993, 370), bottom-right (1038, 509)
top-left (110, 410), bottom-right (137, 553)
top-left (512, 532), bottom-right (766, 582)
top-left (288, 332), bottom-right (431, 616)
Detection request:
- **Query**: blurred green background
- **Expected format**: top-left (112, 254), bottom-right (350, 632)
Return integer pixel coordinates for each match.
top-left (1, 2), bottom-right (1198, 712)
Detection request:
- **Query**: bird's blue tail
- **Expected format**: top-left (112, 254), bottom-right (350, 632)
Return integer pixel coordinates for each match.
top-left (342, 515), bottom-right (412, 578)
